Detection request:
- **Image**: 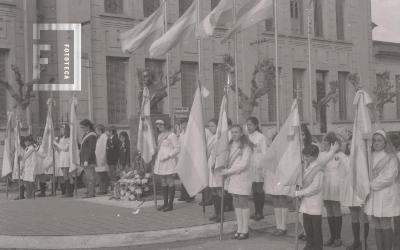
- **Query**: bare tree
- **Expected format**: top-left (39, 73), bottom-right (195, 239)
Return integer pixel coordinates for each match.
top-left (0, 65), bottom-right (45, 133)
top-left (222, 54), bottom-right (276, 120)
top-left (374, 71), bottom-right (398, 119)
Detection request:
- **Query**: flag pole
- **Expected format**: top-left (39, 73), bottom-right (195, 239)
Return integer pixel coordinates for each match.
top-left (295, 99), bottom-right (304, 250)
top-left (362, 134), bottom-right (372, 250)
top-left (307, 0), bottom-right (314, 133)
top-left (163, 0), bottom-right (172, 125)
top-left (274, 0), bottom-right (280, 130)
top-left (233, 0), bottom-right (239, 124)
top-left (196, 0), bottom-right (206, 215)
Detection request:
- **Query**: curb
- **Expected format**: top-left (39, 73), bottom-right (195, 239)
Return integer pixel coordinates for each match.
top-left (0, 221), bottom-right (239, 249)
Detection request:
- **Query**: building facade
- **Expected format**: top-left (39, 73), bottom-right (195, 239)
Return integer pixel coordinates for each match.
top-left (2, 0), bottom-right (399, 168)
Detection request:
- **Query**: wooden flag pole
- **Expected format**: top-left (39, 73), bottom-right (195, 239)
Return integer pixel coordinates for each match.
top-left (163, 0), bottom-right (172, 125)
top-left (274, 0), bottom-right (280, 130)
top-left (307, 0), bottom-right (314, 133)
top-left (233, 0), bottom-right (239, 124)
top-left (6, 175), bottom-right (9, 199)
top-left (295, 100), bottom-right (304, 250)
top-left (361, 136), bottom-right (372, 250)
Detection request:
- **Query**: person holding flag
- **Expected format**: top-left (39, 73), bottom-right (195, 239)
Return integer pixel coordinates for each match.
top-left (246, 117), bottom-right (267, 221)
top-left (53, 123), bottom-right (74, 198)
top-left (21, 135), bottom-right (39, 199)
top-left (206, 118), bottom-right (223, 222)
top-left (364, 130), bottom-right (400, 250)
top-left (220, 125), bottom-right (252, 240)
top-left (154, 119), bottom-right (179, 212)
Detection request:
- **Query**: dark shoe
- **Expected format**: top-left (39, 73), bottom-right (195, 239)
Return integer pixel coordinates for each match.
top-left (237, 233), bottom-right (249, 240)
top-left (231, 232), bottom-right (240, 240)
top-left (37, 193), bottom-right (46, 197)
top-left (224, 205), bottom-right (234, 212)
top-left (81, 195), bottom-right (95, 199)
top-left (273, 229), bottom-right (287, 236)
top-left (209, 215), bottom-right (217, 221)
top-left (178, 198), bottom-right (186, 201)
top-left (298, 232), bottom-right (307, 241)
top-left (253, 214), bottom-right (264, 221)
top-left (324, 238), bottom-right (335, 246)
top-left (157, 205), bottom-right (167, 211)
top-left (346, 243), bottom-right (362, 250)
top-left (14, 196), bottom-right (25, 200)
top-left (186, 197), bottom-right (195, 202)
top-left (333, 239), bottom-right (343, 247)
top-left (62, 193), bottom-right (73, 198)
top-left (250, 214), bottom-right (257, 220)
top-left (163, 205), bottom-right (173, 212)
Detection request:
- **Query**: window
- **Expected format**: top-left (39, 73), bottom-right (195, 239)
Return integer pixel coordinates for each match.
top-left (181, 61), bottom-right (198, 108)
top-left (179, 0), bottom-right (193, 16)
top-left (145, 58), bottom-right (165, 113)
top-left (265, 18), bottom-right (274, 32)
top-left (293, 69), bottom-right (305, 119)
top-left (0, 50), bottom-right (7, 126)
top-left (211, 0), bottom-right (220, 10)
top-left (338, 72), bottom-right (348, 121)
top-left (213, 63), bottom-right (226, 117)
top-left (290, 0), bottom-right (303, 35)
top-left (107, 57), bottom-right (128, 124)
top-left (104, 0), bottom-right (123, 14)
top-left (396, 75), bottom-right (400, 119)
top-left (313, 0), bottom-right (323, 37)
top-left (316, 71), bottom-right (327, 133)
top-left (144, 0), bottom-right (160, 17)
top-left (336, 0), bottom-right (345, 40)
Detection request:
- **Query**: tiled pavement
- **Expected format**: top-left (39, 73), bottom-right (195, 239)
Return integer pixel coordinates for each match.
top-left (0, 194), bottom-right (273, 236)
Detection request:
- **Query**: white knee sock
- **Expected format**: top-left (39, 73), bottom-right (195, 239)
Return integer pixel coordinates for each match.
top-left (235, 208), bottom-right (243, 233)
top-left (281, 208), bottom-right (288, 231)
top-left (274, 208), bottom-right (282, 230)
top-left (242, 208), bottom-right (250, 233)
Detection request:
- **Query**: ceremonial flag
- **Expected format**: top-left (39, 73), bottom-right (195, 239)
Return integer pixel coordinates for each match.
top-left (12, 120), bottom-right (21, 180)
top-left (196, 0), bottom-right (232, 38)
top-left (120, 1), bottom-right (165, 53)
top-left (349, 90), bottom-right (372, 202)
top-left (69, 96), bottom-right (80, 173)
top-left (1, 112), bottom-right (14, 177)
top-left (38, 99), bottom-right (55, 171)
top-left (137, 87), bottom-right (156, 164)
top-left (149, 0), bottom-right (197, 58)
top-left (265, 100), bottom-right (302, 187)
top-left (176, 86), bottom-right (208, 197)
top-left (214, 94), bottom-right (229, 169)
top-left (222, 0), bottom-right (273, 42)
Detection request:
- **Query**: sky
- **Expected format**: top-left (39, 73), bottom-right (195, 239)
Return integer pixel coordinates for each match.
top-left (371, 0), bottom-right (400, 43)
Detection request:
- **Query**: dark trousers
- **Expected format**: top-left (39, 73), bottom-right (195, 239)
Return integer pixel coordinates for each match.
top-left (96, 171), bottom-right (109, 194)
top-left (84, 165), bottom-right (96, 196)
top-left (24, 181), bottom-right (35, 199)
top-left (394, 216), bottom-right (400, 250)
top-left (303, 213), bottom-right (323, 250)
top-left (252, 182), bottom-right (265, 216)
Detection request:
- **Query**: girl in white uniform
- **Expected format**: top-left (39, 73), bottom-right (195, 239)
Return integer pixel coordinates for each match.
top-left (246, 117), bottom-right (267, 221)
top-left (154, 119), bottom-right (179, 212)
top-left (220, 125), bottom-right (252, 240)
top-left (365, 130), bottom-right (400, 250)
top-left (320, 132), bottom-right (346, 247)
top-left (21, 135), bottom-right (39, 199)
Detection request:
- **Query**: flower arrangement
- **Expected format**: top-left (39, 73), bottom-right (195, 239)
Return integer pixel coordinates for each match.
top-left (111, 170), bottom-right (152, 201)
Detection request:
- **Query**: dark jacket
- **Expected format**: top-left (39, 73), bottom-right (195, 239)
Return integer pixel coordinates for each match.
top-left (119, 142), bottom-right (130, 167)
top-left (79, 131), bottom-right (97, 165)
top-left (106, 135), bottom-right (120, 165)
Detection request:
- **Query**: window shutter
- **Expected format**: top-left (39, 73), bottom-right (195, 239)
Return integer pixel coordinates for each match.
top-left (107, 57), bottom-right (128, 124)
top-left (181, 61), bottom-right (198, 108)
top-left (104, 0), bottom-right (123, 14)
top-left (338, 72), bottom-right (348, 121)
top-left (336, 0), bottom-right (345, 40)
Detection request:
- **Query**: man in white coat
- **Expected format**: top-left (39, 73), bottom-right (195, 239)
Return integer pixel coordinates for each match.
top-left (95, 124), bottom-right (109, 195)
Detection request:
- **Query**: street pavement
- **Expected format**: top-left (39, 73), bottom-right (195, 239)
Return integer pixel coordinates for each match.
top-left (0, 185), bottom-right (377, 250)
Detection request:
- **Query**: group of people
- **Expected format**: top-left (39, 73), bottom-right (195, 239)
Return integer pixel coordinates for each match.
top-left (14, 119), bottom-right (131, 199)
top-left (10, 114), bottom-right (400, 250)
top-left (152, 115), bottom-right (400, 250)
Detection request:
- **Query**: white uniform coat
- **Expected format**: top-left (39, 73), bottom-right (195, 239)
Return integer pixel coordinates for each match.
top-left (95, 133), bottom-right (109, 172)
top-left (298, 161), bottom-right (324, 215)
top-left (154, 132), bottom-right (179, 175)
top-left (55, 137), bottom-right (71, 169)
top-left (22, 145), bottom-right (38, 182)
top-left (248, 131), bottom-right (267, 183)
top-left (322, 151), bottom-right (346, 201)
top-left (224, 142), bottom-right (251, 196)
top-left (364, 151), bottom-right (400, 217)
top-left (207, 133), bottom-right (223, 188)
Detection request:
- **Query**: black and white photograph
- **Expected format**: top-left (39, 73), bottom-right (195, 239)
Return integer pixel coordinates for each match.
top-left (0, 0), bottom-right (399, 249)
